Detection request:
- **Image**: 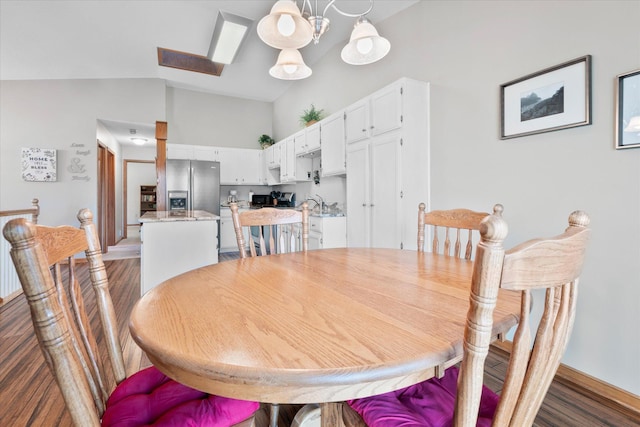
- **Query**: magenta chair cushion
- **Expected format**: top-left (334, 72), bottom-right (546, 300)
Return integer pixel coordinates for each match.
top-left (102, 366), bottom-right (259, 426)
top-left (347, 367), bottom-right (499, 427)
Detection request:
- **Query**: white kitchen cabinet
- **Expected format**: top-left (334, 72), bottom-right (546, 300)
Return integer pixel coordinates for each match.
top-left (240, 149), bottom-right (263, 185)
top-left (370, 83), bottom-right (404, 136)
top-left (310, 216), bottom-right (347, 248)
top-left (265, 144), bottom-right (280, 169)
top-left (345, 81), bottom-right (404, 145)
top-left (345, 99), bottom-right (370, 144)
top-left (346, 136), bottom-right (401, 249)
top-left (219, 207), bottom-right (249, 253)
top-left (307, 232), bottom-right (322, 250)
top-left (280, 137), bottom-right (295, 182)
top-left (167, 144), bottom-right (264, 185)
top-left (292, 216), bottom-right (346, 250)
top-left (295, 123), bottom-right (321, 156)
top-left (293, 129), bottom-right (307, 155)
top-left (193, 145), bottom-right (219, 161)
top-left (346, 78), bottom-right (430, 251)
top-left (218, 148), bottom-right (263, 185)
top-left (281, 137), bottom-right (312, 183)
top-left (264, 142), bottom-right (282, 185)
top-left (166, 144), bottom-right (198, 159)
top-left (167, 144), bottom-right (222, 161)
top-left (320, 111), bottom-right (346, 176)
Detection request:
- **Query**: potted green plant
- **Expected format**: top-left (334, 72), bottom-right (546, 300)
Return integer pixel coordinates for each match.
top-left (299, 104), bottom-right (324, 127)
top-left (258, 134), bottom-right (275, 149)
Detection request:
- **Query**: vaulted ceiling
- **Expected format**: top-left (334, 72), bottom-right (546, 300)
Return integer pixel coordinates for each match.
top-left (1, 1), bottom-right (417, 103)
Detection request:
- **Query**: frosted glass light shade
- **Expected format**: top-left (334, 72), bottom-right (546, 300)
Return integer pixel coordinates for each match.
top-left (257, 0), bottom-right (313, 49)
top-left (269, 48), bottom-right (312, 80)
top-left (341, 18), bottom-right (390, 65)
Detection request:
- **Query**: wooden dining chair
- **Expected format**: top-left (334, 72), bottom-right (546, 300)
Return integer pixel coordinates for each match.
top-left (418, 202), bottom-right (503, 260)
top-left (345, 209), bottom-right (591, 427)
top-left (2, 209), bottom-right (259, 427)
top-left (230, 202), bottom-right (311, 427)
top-left (230, 202), bottom-right (310, 258)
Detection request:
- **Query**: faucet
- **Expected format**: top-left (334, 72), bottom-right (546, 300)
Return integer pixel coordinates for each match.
top-left (305, 195), bottom-right (325, 212)
top-left (315, 194), bottom-right (326, 212)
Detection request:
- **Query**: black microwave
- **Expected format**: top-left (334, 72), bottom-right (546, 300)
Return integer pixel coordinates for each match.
top-left (251, 194), bottom-right (271, 207)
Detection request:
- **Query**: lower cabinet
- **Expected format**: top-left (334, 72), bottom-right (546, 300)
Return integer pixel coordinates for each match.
top-left (294, 216), bottom-right (347, 250)
top-left (220, 207), bottom-right (249, 253)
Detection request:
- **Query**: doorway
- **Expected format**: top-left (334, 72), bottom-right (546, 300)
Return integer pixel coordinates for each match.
top-left (123, 159), bottom-right (155, 239)
top-left (97, 141), bottom-right (116, 252)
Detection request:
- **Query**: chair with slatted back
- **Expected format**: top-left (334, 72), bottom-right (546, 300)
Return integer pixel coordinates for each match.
top-left (230, 202), bottom-right (309, 258)
top-left (230, 202), bottom-right (310, 427)
top-left (418, 203), bottom-right (503, 260)
top-left (2, 209), bottom-right (259, 427)
top-left (344, 210), bottom-right (590, 427)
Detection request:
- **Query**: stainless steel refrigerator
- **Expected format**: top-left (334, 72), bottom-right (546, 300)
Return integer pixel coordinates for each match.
top-left (166, 159), bottom-right (220, 215)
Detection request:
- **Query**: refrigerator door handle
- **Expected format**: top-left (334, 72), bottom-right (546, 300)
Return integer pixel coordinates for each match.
top-left (189, 165), bottom-right (194, 211)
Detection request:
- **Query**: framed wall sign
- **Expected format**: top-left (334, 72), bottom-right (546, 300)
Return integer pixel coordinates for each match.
top-left (615, 68), bottom-right (640, 149)
top-left (22, 148), bottom-right (57, 182)
top-left (501, 55), bottom-right (592, 139)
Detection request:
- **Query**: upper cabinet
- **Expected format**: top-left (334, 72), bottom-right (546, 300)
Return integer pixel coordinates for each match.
top-left (345, 100), bottom-right (370, 144)
top-left (345, 81), bottom-right (404, 144)
top-left (166, 144), bottom-right (265, 185)
top-left (265, 143), bottom-right (281, 169)
top-left (296, 122), bottom-right (321, 156)
top-left (217, 148), bottom-right (263, 185)
top-left (166, 144), bottom-right (200, 160)
top-left (320, 111), bottom-right (346, 177)
top-left (281, 136), bottom-right (312, 183)
top-left (164, 78), bottom-right (423, 190)
top-left (370, 83), bottom-right (403, 136)
top-left (280, 137), bottom-right (295, 183)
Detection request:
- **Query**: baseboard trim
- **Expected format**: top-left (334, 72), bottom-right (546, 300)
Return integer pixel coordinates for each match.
top-left (491, 341), bottom-right (640, 419)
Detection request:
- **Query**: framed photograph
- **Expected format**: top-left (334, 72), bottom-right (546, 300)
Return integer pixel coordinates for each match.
top-left (501, 55), bottom-right (592, 139)
top-left (615, 68), bottom-right (640, 149)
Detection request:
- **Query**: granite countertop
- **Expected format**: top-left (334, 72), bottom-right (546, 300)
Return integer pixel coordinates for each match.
top-left (139, 210), bottom-right (220, 223)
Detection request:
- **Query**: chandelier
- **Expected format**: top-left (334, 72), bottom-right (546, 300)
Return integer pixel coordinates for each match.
top-left (257, 0), bottom-right (391, 80)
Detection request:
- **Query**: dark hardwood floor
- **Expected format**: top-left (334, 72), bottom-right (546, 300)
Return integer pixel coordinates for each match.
top-left (1, 256), bottom-right (639, 426)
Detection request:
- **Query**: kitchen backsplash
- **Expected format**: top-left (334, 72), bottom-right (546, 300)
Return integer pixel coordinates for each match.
top-left (220, 174), bottom-right (346, 209)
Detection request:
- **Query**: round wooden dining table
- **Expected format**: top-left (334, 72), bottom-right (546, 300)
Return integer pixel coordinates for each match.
top-left (130, 248), bottom-right (521, 427)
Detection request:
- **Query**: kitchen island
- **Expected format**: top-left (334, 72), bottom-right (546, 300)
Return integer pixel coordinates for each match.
top-left (139, 210), bottom-right (219, 296)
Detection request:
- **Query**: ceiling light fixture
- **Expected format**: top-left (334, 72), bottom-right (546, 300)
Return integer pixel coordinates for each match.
top-left (131, 138), bottom-right (147, 146)
top-left (269, 48), bottom-right (312, 80)
top-left (257, 0), bottom-right (390, 80)
top-left (208, 11), bottom-right (254, 65)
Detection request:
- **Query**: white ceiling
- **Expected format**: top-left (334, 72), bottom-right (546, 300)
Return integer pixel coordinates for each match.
top-left (1, 0), bottom-right (417, 146)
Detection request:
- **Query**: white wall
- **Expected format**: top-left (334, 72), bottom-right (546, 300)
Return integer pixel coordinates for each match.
top-left (0, 78), bottom-right (165, 232)
top-left (167, 86), bottom-right (273, 149)
top-left (273, 1), bottom-right (640, 395)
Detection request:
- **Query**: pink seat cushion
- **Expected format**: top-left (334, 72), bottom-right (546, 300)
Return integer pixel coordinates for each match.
top-left (347, 367), bottom-right (499, 427)
top-left (102, 366), bottom-right (259, 426)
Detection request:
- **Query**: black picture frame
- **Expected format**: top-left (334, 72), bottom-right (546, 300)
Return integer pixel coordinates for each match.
top-left (501, 55), bottom-right (592, 139)
top-left (615, 68), bottom-right (640, 149)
